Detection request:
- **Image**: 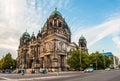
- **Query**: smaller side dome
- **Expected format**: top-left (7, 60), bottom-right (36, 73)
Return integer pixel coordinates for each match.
top-left (79, 35), bottom-right (86, 40)
top-left (31, 32), bottom-right (36, 42)
top-left (37, 30), bottom-right (41, 38)
top-left (50, 8), bottom-right (62, 16)
top-left (31, 32), bottom-right (35, 38)
top-left (22, 30), bottom-right (30, 37)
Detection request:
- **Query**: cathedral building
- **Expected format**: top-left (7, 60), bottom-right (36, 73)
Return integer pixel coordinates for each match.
top-left (16, 8), bottom-right (88, 71)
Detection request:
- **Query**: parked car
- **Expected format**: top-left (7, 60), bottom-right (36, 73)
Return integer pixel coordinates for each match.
top-left (39, 69), bottom-right (47, 74)
top-left (17, 69), bottom-right (26, 73)
top-left (115, 67), bottom-right (119, 70)
top-left (105, 68), bottom-right (110, 71)
top-left (84, 67), bottom-right (94, 73)
top-left (2, 70), bottom-right (12, 74)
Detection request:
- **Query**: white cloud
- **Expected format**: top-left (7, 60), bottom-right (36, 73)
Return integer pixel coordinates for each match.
top-left (71, 16), bottom-right (120, 58)
top-left (72, 17), bottom-right (120, 47)
top-left (112, 36), bottom-right (120, 48)
top-left (0, 0), bottom-right (26, 58)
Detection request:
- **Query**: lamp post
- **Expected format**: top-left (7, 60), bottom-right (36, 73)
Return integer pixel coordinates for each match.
top-left (95, 53), bottom-right (98, 70)
top-left (79, 48), bottom-right (82, 71)
top-left (96, 60), bottom-right (98, 70)
top-left (33, 57), bottom-right (35, 69)
top-left (103, 50), bottom-right (106, 69)
top-left (22, 58), bottom-right (24, 75)
top-left (10, 66), bottom-right (12, 70)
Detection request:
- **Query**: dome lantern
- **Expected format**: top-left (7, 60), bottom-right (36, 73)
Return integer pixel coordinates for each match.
top-left (50, 8), bottom-right (62, 17)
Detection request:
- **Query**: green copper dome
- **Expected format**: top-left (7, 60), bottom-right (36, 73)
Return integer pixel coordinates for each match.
top-left (31, 32), bottom-right (35, 38)
top-left (22, 30), bottom-right (30, 37)
top-left (65, 23), bottom-right (71, 33)
top-left (50, 8), bottom-right (62, 16)
top-left (79, 35), bottom-right (86, 40)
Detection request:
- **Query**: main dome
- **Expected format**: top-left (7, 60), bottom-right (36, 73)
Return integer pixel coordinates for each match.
top-left (50, 8), bottom-right (62, 16)
top-left (41, 8), bottom-right (71, 35)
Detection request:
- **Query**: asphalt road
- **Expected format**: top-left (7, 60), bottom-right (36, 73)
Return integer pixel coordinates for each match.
top-left (39, 70), bottom-right (120, 81)
top-left (0, 70), bottom-right (120, 81)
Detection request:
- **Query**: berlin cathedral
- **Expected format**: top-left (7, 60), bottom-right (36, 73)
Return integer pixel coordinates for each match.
top-left (16, 8), bottom-right (88, 72)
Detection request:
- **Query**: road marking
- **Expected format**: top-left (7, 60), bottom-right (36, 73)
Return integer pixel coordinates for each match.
top-left (17, 75), bottom-right (76, 81)
top-left (0, 77), bottom-right (11, 80)
top-left (0, 77), bottom-right (12, 80)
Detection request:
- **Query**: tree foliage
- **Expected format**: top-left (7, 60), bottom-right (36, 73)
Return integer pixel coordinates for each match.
top-left (89, 51), bottom-right (112, 69)
top-left (0, 53), bottom-right (16, 70)
top-left (67, 50), bottom-right (112, 70)
top-left (67, 50), bottom-right (90, 70)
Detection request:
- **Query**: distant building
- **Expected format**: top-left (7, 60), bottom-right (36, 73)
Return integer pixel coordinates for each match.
top-left (16, 8), bottom-right (88, 71)
top-left (104, 52), bottom-right (113, 57)
top-left (113, 56), bottom-right (119, 68)
top-left (104, 52), bottom-right (119, 68)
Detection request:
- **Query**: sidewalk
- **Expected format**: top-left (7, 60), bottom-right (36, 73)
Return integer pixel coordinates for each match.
top-left (0, 71), bottom-right (83, 81)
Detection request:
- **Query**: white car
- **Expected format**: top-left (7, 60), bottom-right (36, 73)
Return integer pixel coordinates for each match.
top-left (84, 68), bottom-right (94, 73)
top-left (115, 67), bottom-right (119, 70)
top-left (105, 68), bottom-right (110, 71)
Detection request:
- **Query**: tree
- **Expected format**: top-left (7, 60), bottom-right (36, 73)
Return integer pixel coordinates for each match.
top-left (0, 58), bottom-right (4, 69)
top-left (105, 56), bottom-right (112, 68)
top-left (67, 50), bottom-right (90, 70)
top-left (1, 53), bottom-right (16, 70)
top-left (89, 51), bottom-right (112, 69)
top-left (81, 51), bottom-right (90, 69)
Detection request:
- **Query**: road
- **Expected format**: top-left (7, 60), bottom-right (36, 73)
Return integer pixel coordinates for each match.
top-left (0, 70), bottom-right (120, 81)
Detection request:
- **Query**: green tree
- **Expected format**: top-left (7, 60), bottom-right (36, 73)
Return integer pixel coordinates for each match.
top-left (2, 53), bottom-right (16, 70)
top-left (67, 50), bottom-right (90, 70)
top-left (89, 51), bottom-right (112, 69)
top-left (104, 56), bottom-right (112, 68)
top-left (81, 51), bottom-right (90, 69)
top-left (0, 59), bottom-right (3, 69)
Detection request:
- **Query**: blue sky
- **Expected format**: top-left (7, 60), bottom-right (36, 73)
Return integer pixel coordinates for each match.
top-left (0, 0), bottom-right (120, 59)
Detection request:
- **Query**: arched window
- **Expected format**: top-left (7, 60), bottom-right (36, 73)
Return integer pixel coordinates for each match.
top-left (48, 42), bottom-right (52, 50)
top-left (50, 22), bottom-right (52, 27)
top-left (59, 42), bottom-right (63, 50)
top-left (54, 20), bottom-right (57, 26)
top-left (59, 22), bottom-right (61, 27)
top-left (46, 42), bottom-right (52, 51)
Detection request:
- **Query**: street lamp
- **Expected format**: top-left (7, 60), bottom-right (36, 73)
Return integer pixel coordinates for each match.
top-left (96, 60), bottom-right (98, 70)
top-left (103, 50), bottom-right (106, 69)
top-left (32, 57), bottom-right (36, 73)
top-left (95, 53), bottom-right (98, 70)
top-left (33, 57), bottom-right (35, 69)
top-left (21, 58), bottom-right (25, 75)
top-left (79, 48), bottom-right (82, 71)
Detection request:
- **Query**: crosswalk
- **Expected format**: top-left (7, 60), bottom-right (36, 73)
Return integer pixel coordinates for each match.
top-left (0, 77), bottom-right (12, 81)
top-left (0, 75), bottom-right (75, 81)
top-left (0, 74), bottom-right (78, 81)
